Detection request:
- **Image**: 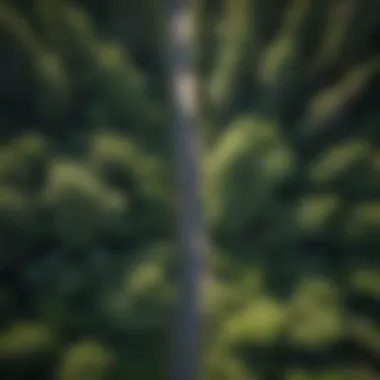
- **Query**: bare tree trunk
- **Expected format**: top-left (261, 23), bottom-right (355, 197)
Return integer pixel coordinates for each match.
top-left (167, 0), bottom-right (205, 380)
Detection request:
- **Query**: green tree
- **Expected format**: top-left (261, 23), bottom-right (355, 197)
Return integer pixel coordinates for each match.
top-left (0, 0), bottom-right (379, 379)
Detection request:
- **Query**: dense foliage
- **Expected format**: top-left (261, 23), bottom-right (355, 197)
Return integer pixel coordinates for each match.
top-left (0, 0), bottom-right (379, 379)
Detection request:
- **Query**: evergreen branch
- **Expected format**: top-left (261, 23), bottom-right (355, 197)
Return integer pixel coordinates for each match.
top-left (207, 0), bottom-right (250, 119)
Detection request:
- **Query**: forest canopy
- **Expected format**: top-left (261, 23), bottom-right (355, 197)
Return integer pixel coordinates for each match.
top-left (0, 0), bottom-right (379, 379)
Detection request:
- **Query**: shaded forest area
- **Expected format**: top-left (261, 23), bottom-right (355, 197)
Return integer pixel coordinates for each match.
top-left (0, 0), bottom-right (379, 379)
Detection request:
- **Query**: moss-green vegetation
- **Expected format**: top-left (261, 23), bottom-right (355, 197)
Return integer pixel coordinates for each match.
top-left (0, 0), bottom-right (379, 379)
